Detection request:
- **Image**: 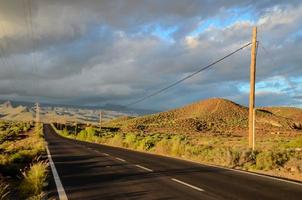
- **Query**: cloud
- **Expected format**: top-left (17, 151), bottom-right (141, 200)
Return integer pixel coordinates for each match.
top-left (0, 0), bottom-right (301, 110)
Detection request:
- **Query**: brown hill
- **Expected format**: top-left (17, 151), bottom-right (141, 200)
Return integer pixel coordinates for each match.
top-left (261, 107), bottom-right (302, 129)
top-left (107, 98), bottom-right (298, 134)
top-left (0, 103), bottom-right (34, 122)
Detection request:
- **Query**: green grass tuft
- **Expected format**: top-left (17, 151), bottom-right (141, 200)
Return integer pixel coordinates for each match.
top-left (19, 161), bottom-right (48, 199)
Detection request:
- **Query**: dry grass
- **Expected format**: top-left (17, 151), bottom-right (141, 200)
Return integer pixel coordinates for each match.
top-left (0, 121), bottom-right (47, 199)
top-left (19, 160), bottom-right (48, 199)
top-left (0, 176), bottom-right (9, 200)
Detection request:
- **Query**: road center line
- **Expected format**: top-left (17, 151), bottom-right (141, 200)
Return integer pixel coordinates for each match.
top-left (171, 178), bottom-right (204, 192)
top-left (115, 157), bottom-right (126, 162)
top-left (46, 145), bottom-right (69, 200)
top-left (135, 164), bottom-right (153, 172)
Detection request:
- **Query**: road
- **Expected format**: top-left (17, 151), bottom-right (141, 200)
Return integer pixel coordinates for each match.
top-left (44, 124), bottom-right (302, 200)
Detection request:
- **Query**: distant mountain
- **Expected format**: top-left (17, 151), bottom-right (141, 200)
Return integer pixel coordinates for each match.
top-left (0, 99), bottom-right (35, 108)
top-left (0, 99), bottom-right (137, 123)
top-left (106, 98), bottom-right (300, 135)
top-left (0, 101), bottom-right (34, 121)
top-left (0, 99), bottom-right (157, 115)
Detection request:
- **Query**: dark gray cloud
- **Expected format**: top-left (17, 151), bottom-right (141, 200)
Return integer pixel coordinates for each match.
top-left (0, 0), bottom-right (301, 110)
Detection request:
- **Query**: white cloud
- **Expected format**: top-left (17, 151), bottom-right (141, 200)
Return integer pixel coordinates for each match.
top-left (0, 0), bottom-right (301, 109)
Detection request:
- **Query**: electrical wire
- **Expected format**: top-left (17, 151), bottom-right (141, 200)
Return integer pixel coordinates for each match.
top-left (126, 42), bottom-right (252, 107)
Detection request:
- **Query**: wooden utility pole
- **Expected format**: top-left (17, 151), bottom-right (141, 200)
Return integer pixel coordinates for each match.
top-left (249, 26), bottom-right (257, 149)
top-left (99, 111), bottom-right (102, 129)
top-left (74, 119), bottom-right (77, 135)
top-left (35, 102), bottom-right (40, 124)
top-left (252, 108), bottom-right (256, 150)
top-left (64, 115), bottom-right (67, 129)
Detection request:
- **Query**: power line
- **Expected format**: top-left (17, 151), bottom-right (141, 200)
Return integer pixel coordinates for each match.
top-left (126, 42), bottom-right (252, 107)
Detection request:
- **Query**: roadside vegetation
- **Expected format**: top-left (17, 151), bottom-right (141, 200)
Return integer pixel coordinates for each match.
top-left (52, 98), bottom-right (302, 181)
top-left (0, 120), bottom-right (48, 200)
top-left (53, 123), bottom-right (302, 181)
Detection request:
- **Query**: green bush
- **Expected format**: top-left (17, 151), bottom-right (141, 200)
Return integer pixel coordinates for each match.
top-left (76, 130), bottom-right (87, 140)
top-left (171, 136), bottom-right (186, 156)
top-left (124, 133), bottom-right (137, 148)
top-left (138, 136), bottom-right (156, 151)
top-left (86, 127), bottom-right (96, 141)
top-left (256, 151), bottom-right (274, 170)
top-left (256, 151), bottom-right (288, 170)
top-left (286, 136), bottom-right (302, 148)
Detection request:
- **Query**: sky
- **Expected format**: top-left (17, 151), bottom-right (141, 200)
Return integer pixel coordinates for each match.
top-left (0, 0), bottom-right (301, 111)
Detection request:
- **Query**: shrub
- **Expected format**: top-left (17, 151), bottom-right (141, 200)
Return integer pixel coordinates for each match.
top-left (110, 133), bottom-right (124, 147)
top-left (256, 151), bottom-right (274, 170)
top-left (155, 138), bottom-right (171, 154)
top-left (19, 161), bottom-right (48, 199)
top-left (76, 130), bottom-right (87, 140)
top-left (255, 151), bottom-right (288, 170)
top-left (85, 127), bottom-right (96, 141)
top-left (137, 136), bottom-right (156, 151)
top-left (124, 133), bottom-right (137, 148)
top-left (61, 128), bottom-right (70, 137)
top-left (171, 136), bottom-right (186, 156)
top-left (0, 154), bottom-right (9, 165)
top-left (238, 150), bottom-right (256, 169)
top-left (286, 136), bottom-right (302, 148)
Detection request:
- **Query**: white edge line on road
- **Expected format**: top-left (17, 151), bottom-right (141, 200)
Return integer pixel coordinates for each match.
top-left (115, 157), bottom-right (126, 162)
top-left (218, 166), bottom-right (302, 186)
top-left (171, 178), bottom-right (204, 192)
top-left (46, 144), bottom-right (68, 200)
top-left (135, 164), bottom-right (153, 172)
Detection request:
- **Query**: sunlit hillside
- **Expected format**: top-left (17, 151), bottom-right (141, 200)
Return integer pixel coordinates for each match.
top-left (106, 98), bottom-right (301, 135)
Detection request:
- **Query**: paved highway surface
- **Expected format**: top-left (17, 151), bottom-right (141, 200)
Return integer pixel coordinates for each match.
top-left (44, 124), bottom-right (302, 200)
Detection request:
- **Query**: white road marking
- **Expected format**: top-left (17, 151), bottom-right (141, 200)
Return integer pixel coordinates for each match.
top-left (171, 178), bottom-right (204, 192)
top-left (222, 167), bottom-right (302, 186)
top-left (46, 145), bottom-right (68, 200)
top-left (115, 157), bottom-right (126, 162)
top-left (103, 153), bottom-right (110, 156)
top-left (135, 164), bottom-right (153, 172)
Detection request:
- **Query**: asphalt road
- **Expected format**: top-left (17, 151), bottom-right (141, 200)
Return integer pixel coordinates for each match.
top-left (44, 124), bottom-right (302, 200)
